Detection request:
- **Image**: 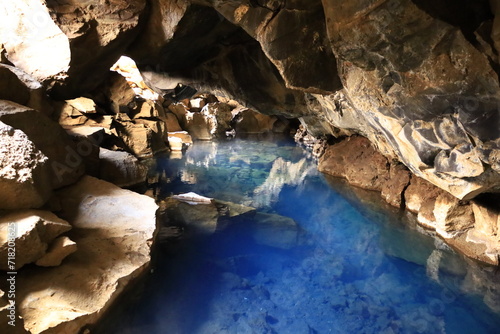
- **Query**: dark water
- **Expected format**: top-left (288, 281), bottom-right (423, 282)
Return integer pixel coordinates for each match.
top-left (97, 136), bottom-right (500, 334)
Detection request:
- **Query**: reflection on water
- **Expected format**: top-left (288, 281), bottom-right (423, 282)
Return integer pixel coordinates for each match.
top-left (97, 136), bottom-right (500, 334)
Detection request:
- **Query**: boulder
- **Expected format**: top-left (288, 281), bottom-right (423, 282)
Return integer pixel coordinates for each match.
top-left (201, 102), bottom-right (233, 138)
top-left (0, 100), bottom-right (85, 188)
top-left (0, 121), bottom-right (51, 210)
top-left (167, 131), bottom-right (193, 151)
top-left (0, 210), bottom-right (72, 270)
top-left (35, 236), bottom-right (77, 267)
top-left (318, 136), bottom-right (390, 191)
top-left (64, 126), bottom-right (104, 177)
top-left (15, 176), bottom-right (157, 333)
top-left (0, 0), bottom-right (147, 98)
top-left (114, 120), bottom-right (168, 159)
top-left (160, 197), bottom-right (219, 235)
top-left (98, 148), bottom-right (147, 187)
top-left (404, 176), bottom-right (448, 213)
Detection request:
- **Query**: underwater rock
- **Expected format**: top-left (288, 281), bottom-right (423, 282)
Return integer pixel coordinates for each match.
top-left (252, 212), bottom-right (301, 250)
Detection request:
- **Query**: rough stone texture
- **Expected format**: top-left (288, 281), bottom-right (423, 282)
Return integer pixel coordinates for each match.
top-left (15, 176), bottom-right (157, 334)
top-left (0, 121), bottom-right (51, 210)
top-left (209, 0), bottom-right (341, 94)
top-left (64, 126), bottom-right (105, 177)
top-left (404, 175), bottom-right (448, 213)
top-left (99, 148), bottom-right (147, 187)
top-left (94, 72), bottom-right (138, 114)
top-left (0, 100), bottom-right (85, 189)
top-left (165, 112), bottom-right (183, 132)
top-left (35, 236), bottom-right (77, 267)
top-left (318, 136), bottom-right (390, 191)
top-left (201, 102), bottom-right (233, 138)
top-left (317, 0), bottom-right (500, 200)
top-left (0, 210), bottom-right (72, 270)
top-left (433, 193), bottom-right (475, 237)
top-left (114, 119), bottom-right (168, 158)
top-left (381, 163), bottom-right (411, 208)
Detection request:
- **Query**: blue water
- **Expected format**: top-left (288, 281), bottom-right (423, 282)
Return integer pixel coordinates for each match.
top-left (97, 136), bottom-right (500, 334)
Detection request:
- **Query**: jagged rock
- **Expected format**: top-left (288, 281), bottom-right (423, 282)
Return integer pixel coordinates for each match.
top-left (131, 99), bottom-right (165, 119)
top-left (318, 136), bottom-right (390, 191)
top-left (210, 0), bottom-right (341, 94)
top-left (190, 97), bottom-right (206, 112)
top-left (35, 236), bottom-right (77, 267)
top-left (0, 121), bottom-right (51, 210)
top-left (0, 210), bottom-right (72, 270)
top-left (98, 148), bottom-right (147, 187)
top-left (0, 100), bottom-right (85, 188)
top-left (14, 176), bottom-right (157, 333)
top-left (65, 97), bottom-right (97, 115)
top-left (114, 120), bottom-right (168, 159)
top-left (202, 102), bottom-right (233, 137)
top-left (167, 131), bottom-right (193, 151)
top-left (169, 102), bottom-right (213, 140)
top-left (318, 0), bottom-right (500, 200)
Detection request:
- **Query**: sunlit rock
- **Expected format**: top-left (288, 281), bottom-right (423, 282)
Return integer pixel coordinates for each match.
top-left (15, 176), bottom-right (157, 333)
top-left (0, 121), bottom-right (51, 210)
top-left (0, 100), bottom-right (85, 189)
top-left (233, 108), bottom-right (278, 134)
top-left (35, 236), bottom-right (77, 267)
top-left (0, 210), bottom-right (72, 270)
top-left (167, 131), bottom-right (193, 151)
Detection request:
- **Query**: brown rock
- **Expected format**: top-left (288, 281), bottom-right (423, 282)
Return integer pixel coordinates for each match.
top-left (35, 236), bottom-right (77, 267)
top-left (165, 112), bottom-right (183, 132)
top-left (0, 100), bottom-right (85, 188)
top-left (114, 120), bottom-right (168, 159)
top-left (433, 193), bottom-right (474, 237)
top-left (233, 108), bottom-right (278, 134)
top-left (0, 210), bottom-right (72, 270)
top-left (167, 131), bottom-right (193, 151)
top-left (15, 176), bottom-right (157, 333)
top-left (0, 121), bottom-right (51, 210)
top-left (318, 136), bottom-right (390, 191)
top-left (98, 148), bottom-right (147, 187)
top-left (381, 163), bottom-right (411, 208)
top-left (404, 176), bottom-right (447, 213)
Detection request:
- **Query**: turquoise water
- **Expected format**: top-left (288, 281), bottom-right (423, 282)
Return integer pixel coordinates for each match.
top-left (97, 136), bottom-right (500, 334)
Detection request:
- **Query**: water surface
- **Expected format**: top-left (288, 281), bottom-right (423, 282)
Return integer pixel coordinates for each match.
top-left (97, 136), bottom-right (500, 334)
